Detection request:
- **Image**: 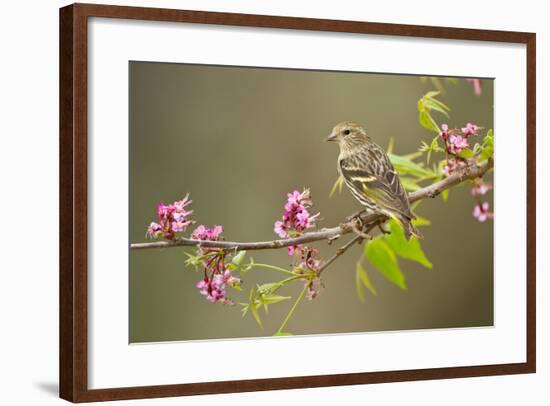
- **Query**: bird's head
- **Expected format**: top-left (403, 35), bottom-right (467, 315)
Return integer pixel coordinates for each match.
top-left (326, 122), bottom-right (370, 150)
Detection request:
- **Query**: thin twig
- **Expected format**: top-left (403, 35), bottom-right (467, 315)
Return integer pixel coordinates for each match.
top-left (130, 158), bottom-right (492, 251)
top-left (351, 222), bottom-right (373, 240)
top-left (318, 235), bottom-right (362, 275)
top-left (319, 222), bottom-right (378, 275)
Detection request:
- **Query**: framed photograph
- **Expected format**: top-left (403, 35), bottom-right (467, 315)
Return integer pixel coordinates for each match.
top-left (59, 3), bottom-right (536, 402)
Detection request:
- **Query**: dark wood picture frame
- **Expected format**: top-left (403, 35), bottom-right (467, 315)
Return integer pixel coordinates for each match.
top-left (59, 3), bottom-right (536, 402)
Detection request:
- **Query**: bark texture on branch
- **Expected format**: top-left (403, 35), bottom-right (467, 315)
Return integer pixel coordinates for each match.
top-left (130, 159), bottom-right (492, 251)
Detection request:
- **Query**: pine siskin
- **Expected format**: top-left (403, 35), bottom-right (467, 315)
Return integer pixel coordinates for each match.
top-left (326, 121), bottom-right (421, 240)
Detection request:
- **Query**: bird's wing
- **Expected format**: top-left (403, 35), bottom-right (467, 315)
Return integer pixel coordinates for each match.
top-left (340, 148), bottom-right (413, 219)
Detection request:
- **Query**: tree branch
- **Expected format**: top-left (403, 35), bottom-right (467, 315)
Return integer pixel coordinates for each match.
top-left (130, 158), bottom-right (492, 251)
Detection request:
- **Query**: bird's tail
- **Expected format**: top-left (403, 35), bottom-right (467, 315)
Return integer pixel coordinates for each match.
top-left (398, 216), bottom-right (423, 240)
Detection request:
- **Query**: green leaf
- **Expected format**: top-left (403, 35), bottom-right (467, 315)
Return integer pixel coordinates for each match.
top-left (388, 153), bottom-right (437, 179)
top-left (441, 188), bottom-right (450, 201)
top-left (479, 129), bottom-right (494, 161)
top-left (423, 91), bottom-right (450, 112)
top-left (423, 98), bottom-right (450, 117)
top-left (417, 91), bottom-right (450, 134)
top-left (412, 215), bottom-right (431, 227)
top-left (355, 261), bottom-right (377, 302)
top-left (249, 288), bottom-right (262, 328)
top-left (231, 250), bottom-right (246, 265)
top-left (256, 282), bottom-right (281, 294)
top-left (419, 111), bottom-right (440, 133)
top-left (240, 305), bottom-right (249, 318)
top-left (400, 177), bottom-right (422, 192)
top-left (383, 220), bottom-right (433, 269)
top-left (330, 176), bottom-right (345, 197)
top-left (424, 90), bottom-right (441, 98)
top-left (365, 238), bottom-right (406, 289)
top-left (273, 331), bottom-right (293, 337)
top-left (184, 252), bottom-right (201, 269)
top-left (400, 151), bottom-right (425, 161)
top-left (259, 294), bottom-right (291, 305)
top-left (457, 149), bottom-right (475, 159)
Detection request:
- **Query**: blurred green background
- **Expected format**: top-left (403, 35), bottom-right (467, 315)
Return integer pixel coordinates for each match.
top-left (129, 62), bottom-right (494, 343)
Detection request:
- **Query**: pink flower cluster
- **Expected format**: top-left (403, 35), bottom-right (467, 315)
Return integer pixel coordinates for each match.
top-left (144, 197), bottom-right (240, 305)
top-left (440, 123), bottom-right (481, 175)
top-left (298, 246), bottom-right (321, 272)
top-left (191, 224), bottom-right (223, 240)
top-left (471, 179), bottom-right (493, 222)
top-left (191, 224), bottom-right (241, 305)
top-left (274, 189), bottom-right (319, 255)
top-left (296, 246), bottom-right (322, 300)
top-left (462, 122), bottom-right (480, 137)
top-left (447, 134), bottom-right (469, 154)
top-left (273, 190), bottom-right (323, 300)
top-left (472, 202), bottom-right (493, 222)
top-left (191, 224), bottom-right (241, 304)
top-left (191, 224), bottom-right (223, 254)
top-left (147, 195), bottom-right (194, 240)
top-left (440, 123), bottom-right (479, 155)
top-left (196, 269), bottom-right (241, 305)
top-left (471, 179), bottom-right (492, 196)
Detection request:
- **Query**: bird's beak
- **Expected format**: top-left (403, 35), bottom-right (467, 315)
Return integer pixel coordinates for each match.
top-left (325, 132), bottom-right (337, 142)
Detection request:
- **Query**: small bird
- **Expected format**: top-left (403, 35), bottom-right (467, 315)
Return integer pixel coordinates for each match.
top-left (326, 121), bottom-right (421, 240)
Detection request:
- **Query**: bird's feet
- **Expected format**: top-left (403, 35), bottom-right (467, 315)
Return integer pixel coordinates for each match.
top-left (345, 209), bottom-right (366, 223)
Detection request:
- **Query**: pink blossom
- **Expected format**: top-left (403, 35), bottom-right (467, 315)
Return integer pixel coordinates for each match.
top-left (224, 269), bottom-right (241, 287)
top-left (285, 190), bottom-right (302, 208)
top-left (287, 245), bottom-right (298, 256)
top-left (462, 122), bottom-right (480, 137)
top-left (196, 278), bottom-right (209, 296)
top-left (196, 276), bottom-right (225, 304)
top-left (191, 224), bottom-right (224, 259)
top-left (448, 134), bottom-right (469, 154)
top-left (273, 189), bottom-right (320, 256)
top-left (465, 78), bottom-right (482, 95)
top-left (196, 268), bottom-right (240, 304)
top-left (146, 195), bottom-right (194, 240)
top-left (146, 222), bottom-right (163, 238)
top-left (191, 224), bottom-right (223, 241)
top-left (274, 221), bottom-right (287, 238)
top-left (472, 180), bottom-right (492, 196)
top-left (296, 208), bottom-right (319, 229)
top-left (473, 202), bottom-right (493, 222)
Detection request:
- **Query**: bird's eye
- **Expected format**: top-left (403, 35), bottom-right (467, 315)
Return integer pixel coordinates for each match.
top-left (343, 129), bottom-right (351, 136)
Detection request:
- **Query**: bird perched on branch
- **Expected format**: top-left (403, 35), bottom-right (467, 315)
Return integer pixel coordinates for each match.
top-left (326, 121), bottom-right (421, 240)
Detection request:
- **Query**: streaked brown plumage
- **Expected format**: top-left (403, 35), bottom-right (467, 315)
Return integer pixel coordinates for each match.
top-left (326, 121), bottom-right (421, 240)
